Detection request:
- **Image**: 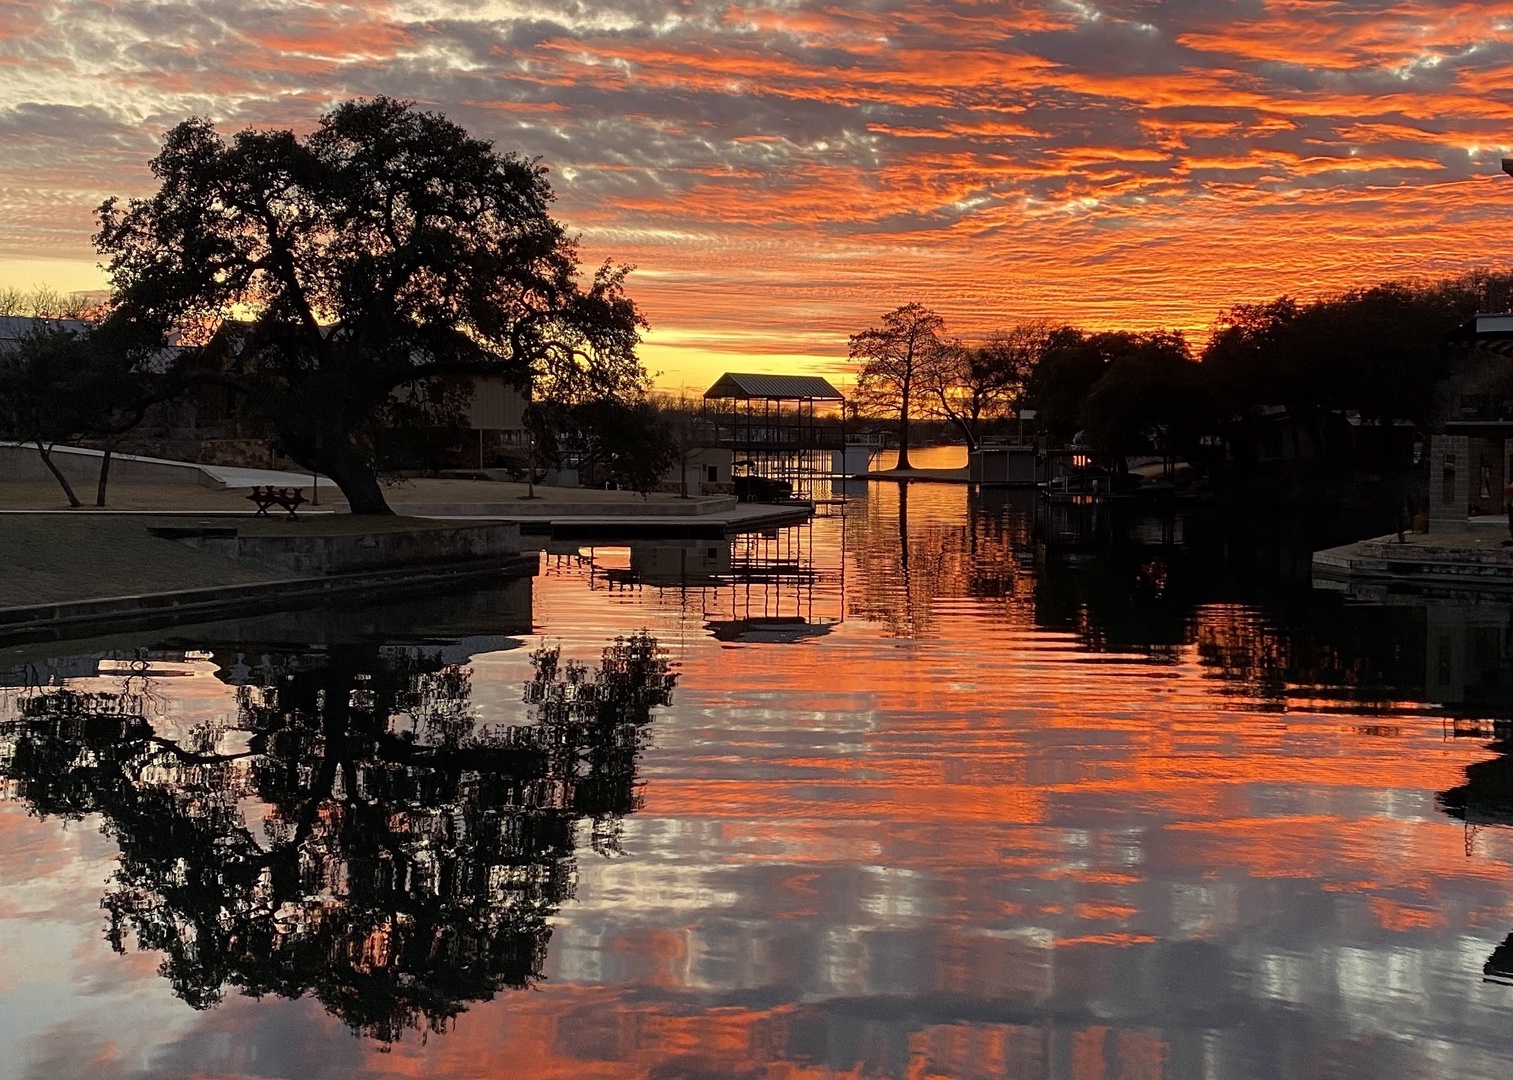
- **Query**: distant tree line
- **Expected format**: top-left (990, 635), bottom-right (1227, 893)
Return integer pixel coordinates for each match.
top-left (852, 273), bottom-right (1512, 475)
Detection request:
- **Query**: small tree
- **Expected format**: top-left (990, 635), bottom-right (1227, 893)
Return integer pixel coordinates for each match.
top-left (95, 97), bottom-right (647, 514)
top-left (531, 397), bottom-right (678, 494)
top-left (0, 322), bottom-right (157, 507)
top-left (850, 303), bottom-right (946, 471)
top-left (652, 394), bottom-right (713, 498)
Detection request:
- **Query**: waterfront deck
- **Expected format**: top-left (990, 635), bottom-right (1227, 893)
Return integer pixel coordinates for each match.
top-left (1314, 522), bottom-right (1513, 592)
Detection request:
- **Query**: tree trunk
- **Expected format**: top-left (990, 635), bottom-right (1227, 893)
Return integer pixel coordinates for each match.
top-left (1291, 405), bottom-right (1326, 462)
top-left (896, 384), bottom-right (913, 471)
top-left (35, 440), bottom-right (81, 508)
top-left (1378, 417), bottom-right (1398, 470)
top-left (96, 445), bottom-right (113, 507)
top-left (322, 450), bottom-right (393, 515)
top-left (951, 414), bottom-right (978, 454)
top-left (936, 390), bottom-right (978, 454)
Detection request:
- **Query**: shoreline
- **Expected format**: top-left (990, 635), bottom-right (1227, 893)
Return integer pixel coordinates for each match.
top-left (0, 500), bottom-right (813, 645)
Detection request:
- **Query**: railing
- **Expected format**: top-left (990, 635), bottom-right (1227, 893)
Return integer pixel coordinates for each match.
top-left (705, 425), bottom-right (845, 447)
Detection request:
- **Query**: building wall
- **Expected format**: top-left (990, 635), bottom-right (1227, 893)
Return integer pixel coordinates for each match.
top-left (1432, 429), bottom-right (1513, 521)
top-left (1467, 437), bottom-right (1510, 517)
top-left (657, 447), bottom-right (734, 496)
top-left (1428, 434), bottom-right (1471, 529)
top-left (969, 447), bottom-right (1038, 484)
top-left (467, 376), bottom-right (527, 433)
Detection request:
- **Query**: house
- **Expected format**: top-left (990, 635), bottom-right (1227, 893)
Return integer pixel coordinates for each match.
top-left (1432, 315), bottom-right (1513, 526)
top-left (182, 321), bottom-right (530, 471)
top-left (451, 373), bottom-right (529, 470)
top-left (657, 445), bottom-right (734, 497)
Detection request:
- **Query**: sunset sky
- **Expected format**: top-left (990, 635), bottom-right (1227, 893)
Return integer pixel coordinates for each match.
top-left (3, 0), bottom-right (1513, 388)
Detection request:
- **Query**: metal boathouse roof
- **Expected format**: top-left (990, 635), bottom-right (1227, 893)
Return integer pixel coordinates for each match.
top-left (703, 372), bottom-right (844, 401)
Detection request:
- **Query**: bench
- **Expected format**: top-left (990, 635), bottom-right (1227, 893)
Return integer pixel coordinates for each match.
top-left (246, 485), bottom-right (306, 520)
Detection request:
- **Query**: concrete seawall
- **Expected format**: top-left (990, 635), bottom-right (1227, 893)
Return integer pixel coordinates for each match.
top-left (1314, 525), bottom-right (1513, 592)
top-left (162, 521), bottom-right (523, 575)
top-left (391, 495), bottom-right (738, 518)
top-left (0, 552), bottom-right (540, 645)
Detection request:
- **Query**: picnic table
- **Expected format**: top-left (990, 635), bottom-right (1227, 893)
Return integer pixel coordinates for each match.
top-left (246, 485), bottom-right (307, 520)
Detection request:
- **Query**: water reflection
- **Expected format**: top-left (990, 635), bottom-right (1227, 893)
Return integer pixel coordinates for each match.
top-left (10, 479), bottom-right (1513, 1078)
top-left (0, 634), bottom-right (675, 1042)
top-left (1438, 718), bottom-right (1513, 987)
top-left (552, 527), bottom-right (845, 644)
top-left (848, 482), bottom-right (1032, 636)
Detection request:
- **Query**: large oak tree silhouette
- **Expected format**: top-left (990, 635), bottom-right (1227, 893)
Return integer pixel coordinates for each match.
top-left (0, 633), bottom-right (674, 1042)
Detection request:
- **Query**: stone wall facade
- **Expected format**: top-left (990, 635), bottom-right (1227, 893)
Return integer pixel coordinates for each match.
top-left (1428, 434), bottom-right (1472, 530)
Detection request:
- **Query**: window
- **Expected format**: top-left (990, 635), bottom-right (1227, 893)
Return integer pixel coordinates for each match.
top-left (707, 465), bottom-right (718, 483)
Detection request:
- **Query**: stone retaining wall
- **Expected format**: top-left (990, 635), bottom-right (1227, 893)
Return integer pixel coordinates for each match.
top-left (0, 553), bottom-right (540, 644)
top-left (170, 521), bottom-right (523, 575)
top-left (391, 496), bottom-right (738, 518)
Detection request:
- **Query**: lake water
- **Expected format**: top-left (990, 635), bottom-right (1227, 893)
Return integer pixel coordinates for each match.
top-left (4, 468), bottom-right (1513, 1079)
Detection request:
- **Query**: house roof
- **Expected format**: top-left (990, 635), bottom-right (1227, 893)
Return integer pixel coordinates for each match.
top-left (1453, 313), bottom-right (1513, 357)
top-left (0, 315), bottom-right (187, 373)
top-left (0, 315), bottom-right (91, 345)
top-left (703, 372), bottom-right (844, 401)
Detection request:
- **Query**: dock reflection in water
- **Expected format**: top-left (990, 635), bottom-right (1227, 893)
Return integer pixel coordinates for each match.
top-left (4, 472), bottom-right (1513, 1078)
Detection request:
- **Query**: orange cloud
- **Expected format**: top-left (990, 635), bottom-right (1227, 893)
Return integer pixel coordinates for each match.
top-left (3, 0), bottom-right (1513, 386)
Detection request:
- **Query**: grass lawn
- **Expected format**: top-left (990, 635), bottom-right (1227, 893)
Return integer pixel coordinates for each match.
top-left (0, 516), bottom-right (283, 608)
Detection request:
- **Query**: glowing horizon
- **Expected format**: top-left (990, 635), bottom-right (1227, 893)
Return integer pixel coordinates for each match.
top-left (4, 0), bottom-right (1513, 389)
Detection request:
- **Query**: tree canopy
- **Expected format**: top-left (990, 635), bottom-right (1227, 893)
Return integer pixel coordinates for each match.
top-left (851, 303), bottom-right (948, 471)
top-left (1011, 272), bottom-right (1499, 477)
top-left (95, 97), bottom-right (648, 513)
top-left (0, 319), bottom-right (161, 506)
top-left (919, 323), bottom-right (1041, 451)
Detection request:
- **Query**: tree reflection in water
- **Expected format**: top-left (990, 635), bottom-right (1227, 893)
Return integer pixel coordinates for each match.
top-left (1436, 723), bottom-right (1513, 983)
top-left (0, 633), bottom-right (675, 1043)
top-left (847, 483), bottom-right (1031, 637)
